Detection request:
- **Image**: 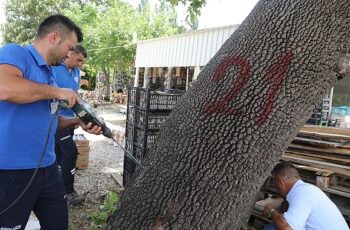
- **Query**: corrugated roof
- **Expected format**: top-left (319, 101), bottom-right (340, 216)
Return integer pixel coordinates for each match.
top-left (135, 24), bottom-right (239, 68)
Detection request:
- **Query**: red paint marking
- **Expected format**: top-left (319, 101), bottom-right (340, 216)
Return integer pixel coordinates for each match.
top-left (255, 50), bottom-right (294, 125)
top-left (204, 56), bottom-right (252, 115)
top-left (203, 50), bottom-right (294, 125)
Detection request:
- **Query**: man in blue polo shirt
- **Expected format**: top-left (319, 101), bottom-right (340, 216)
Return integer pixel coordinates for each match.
top-left (53, 44), bottom-right (87, 205)
top-left (0, 15), bottom-right (101, 229)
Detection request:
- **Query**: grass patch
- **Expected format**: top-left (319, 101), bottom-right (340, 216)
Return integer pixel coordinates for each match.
top-left (91, 192), bottom-right (119, 226)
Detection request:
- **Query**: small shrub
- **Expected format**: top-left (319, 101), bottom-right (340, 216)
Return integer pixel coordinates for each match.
top-left (91, 192), bottom-right (119, 226)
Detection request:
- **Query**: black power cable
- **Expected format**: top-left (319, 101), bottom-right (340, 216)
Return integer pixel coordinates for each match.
top-left (110, 137), bottom-right (144, 169)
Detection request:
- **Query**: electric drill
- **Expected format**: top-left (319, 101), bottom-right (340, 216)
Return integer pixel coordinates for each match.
top-left (59, 98), bottom-right (113, 138)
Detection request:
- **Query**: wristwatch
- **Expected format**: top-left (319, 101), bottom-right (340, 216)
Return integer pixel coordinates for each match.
top-left (268, 208), bottom-right (276, 219)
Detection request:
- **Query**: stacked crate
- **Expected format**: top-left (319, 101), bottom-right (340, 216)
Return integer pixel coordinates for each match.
top-left (307, 92), bottom-right (332, 126)
top-left (123, 87), bottom-right (183, 186)
top-left (73, 134), bottom-right (90, 169)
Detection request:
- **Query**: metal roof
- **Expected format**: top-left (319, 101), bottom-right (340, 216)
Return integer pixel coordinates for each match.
top-left (135, 25), bottom-right (239, 68)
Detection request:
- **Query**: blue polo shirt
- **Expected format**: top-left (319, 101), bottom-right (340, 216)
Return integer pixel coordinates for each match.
top-left (52, 64), bottom-right (80, 117)
top-left (0, 44), bottom-right (58, 169)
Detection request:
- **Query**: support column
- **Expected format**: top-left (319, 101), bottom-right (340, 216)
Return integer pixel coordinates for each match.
top-left (186, 67), bottom-right (189, 91)
top-left (165, 67), bottom-right (172, 90)
top-left (193, 66), bottom-right (201, 81)
top-left (143, 67), bottom-right (150, 88)
top-left (134, 67), bottom-right (140, 87)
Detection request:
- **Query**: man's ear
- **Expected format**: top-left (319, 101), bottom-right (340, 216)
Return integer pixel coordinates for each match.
top-left (48, 31), bottom-right (60, 45)
top-left (276, 176), bottom-right (284, 187)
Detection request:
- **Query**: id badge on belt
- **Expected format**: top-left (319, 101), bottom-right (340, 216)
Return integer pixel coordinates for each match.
top-left (50, 100), bottom-right (59, 115)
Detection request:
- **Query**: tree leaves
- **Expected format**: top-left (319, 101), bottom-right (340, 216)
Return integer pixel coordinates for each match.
top-left (165, 0), bottom-right (205, 27)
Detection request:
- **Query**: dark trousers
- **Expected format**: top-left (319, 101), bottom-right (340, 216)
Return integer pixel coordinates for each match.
top-left (55, 128), bottom-right (78, 194)
top-left (0, 163), bottom-right (68, 229)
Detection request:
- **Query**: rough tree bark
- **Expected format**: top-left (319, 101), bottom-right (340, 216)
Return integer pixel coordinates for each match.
top-left (107, 0), bottom-right (349, 229)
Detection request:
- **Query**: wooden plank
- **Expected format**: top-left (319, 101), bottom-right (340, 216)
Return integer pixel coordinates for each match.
top-left (301, 125), bottom-right (350, 137)
top-left (316, 176), bottom-right (330, 188)
top-left (110, 172), bottom-right (124, 191)
top-left (77, 146), bottom-right (90, 153)
top-left (292, 137), bottom-right (345, 148)
top-left (322, 187), bottom-right (350, 199)
top-left (288, 143), bottom-right (350, 157)
top-left (297, 132), bottom-right (350, 143)
top-left (254, 197), bottom-right (283, 212)
top-left (73, 134), bottom-right (89, 146)
top-left (286, 150), bottom-right (350, 166)
top-left (284, 153), bottom-right (346, 168)
top-left (293, 164), bottom-right (334, 176)
top-left (282, 154), bottom-right (350, 177)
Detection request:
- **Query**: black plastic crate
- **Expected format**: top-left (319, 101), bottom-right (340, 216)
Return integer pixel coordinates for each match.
top-left (127, 107), bottom-right (136, 123)
top-left (139, 90), bottom-right (148, 109)
top-left (147, 113), bottom-right (168, 129)
top-left (148, 93), bottom-right (181, 110)
top-left (128, 87), bottom-right (138, 106)
top-left (135, 109), bottom-right (147, 127)
top-left (146, 133), bottom-right (158, 149)
top-left (133, 145), bottom-right (144, 161)
top-left (123, 87), bottom-right (184, 187)
top-left (125, 138), bottom-right (133, 152)
top-left (125, 124), bottom-right (134, 142)
top-left (123, 156), bottom-right (136, 187)
top-left (135, 128), bottom-right (146, 147)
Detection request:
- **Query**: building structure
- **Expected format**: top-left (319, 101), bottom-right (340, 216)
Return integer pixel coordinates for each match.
top-left (133, 25), bottom-right (239, 91)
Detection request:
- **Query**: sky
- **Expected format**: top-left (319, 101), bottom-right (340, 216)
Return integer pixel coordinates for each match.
top-left (128, 0), bottom-right (259, 29)
top-left (0, 0), bottom-right (259, 42)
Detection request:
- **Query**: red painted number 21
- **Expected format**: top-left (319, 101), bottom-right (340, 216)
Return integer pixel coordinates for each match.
top-left (204, 50), bottom-right (294, 125)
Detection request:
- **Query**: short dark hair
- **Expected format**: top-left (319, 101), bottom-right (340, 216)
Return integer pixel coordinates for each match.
top-left (272, 162), bottom-right (300, 181)
top-left (36, 14), bottom-right (83, 42)
top-left (73, 44), bottom-right (87, 58)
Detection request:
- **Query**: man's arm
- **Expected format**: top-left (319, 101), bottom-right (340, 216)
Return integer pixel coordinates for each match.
top-left (263, 204), bottom-right (293, 230)
top-left (0, 64), bottom-right (78, 107)
top-left (270, 208), bottom-right (293, 230)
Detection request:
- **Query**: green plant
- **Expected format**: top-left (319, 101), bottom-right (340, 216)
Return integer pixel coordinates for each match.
top-left (69, 224), bottom-right (77, 230)
top-left (91, 192), bottom-right (119, 226)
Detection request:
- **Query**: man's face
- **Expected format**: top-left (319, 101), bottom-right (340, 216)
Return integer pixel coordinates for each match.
top-left (274, 176), bottom-right (288, 198)
top-left (65, 52), bottom-right (86, 69)
top-left (49, 32), bottom-right (77, 66)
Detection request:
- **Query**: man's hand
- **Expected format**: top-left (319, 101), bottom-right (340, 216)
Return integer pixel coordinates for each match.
top-left (263, 203), bottom-right (276, 218)
top-left (79, 120), bottom-right (102, 135)
top-left (263, 203), bottom-right (293, 230)
top-left (55, 88), bottom-right (80, 108)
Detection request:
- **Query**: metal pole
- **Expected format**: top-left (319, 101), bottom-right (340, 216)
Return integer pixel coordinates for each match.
top-left (143, 67), bottom-right (150, 88)
top-left (134, 67), bottom-right (140, 87)
top-left (186, 67), bottom-right (189, 91)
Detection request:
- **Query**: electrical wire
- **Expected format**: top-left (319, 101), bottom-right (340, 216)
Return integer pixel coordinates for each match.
top-left (111, 137), bottom-right (144, 169)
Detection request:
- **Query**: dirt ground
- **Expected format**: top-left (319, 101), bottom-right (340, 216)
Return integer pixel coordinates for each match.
top-left (68, 104), bottom-right (126, 229)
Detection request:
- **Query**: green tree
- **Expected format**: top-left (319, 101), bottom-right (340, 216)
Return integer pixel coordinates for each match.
top-left (2, 0), bottom-right (69, 44)
top-left (63, 0), bottom-right (185, 97)
top-left (106, 0), bottom-right (349, 228)
top-left (2, 0), bottom-right (185, 94)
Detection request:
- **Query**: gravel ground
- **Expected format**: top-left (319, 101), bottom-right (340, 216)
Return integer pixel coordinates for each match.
top-left (68, 104), bottom-right (126, 229)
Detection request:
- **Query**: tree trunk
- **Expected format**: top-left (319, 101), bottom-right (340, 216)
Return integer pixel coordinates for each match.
top-left (107, 0), bottom-right (349, 229)
top-left (103, 68), bottom-right (111, 100)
